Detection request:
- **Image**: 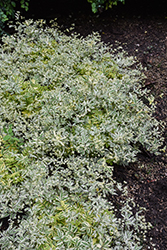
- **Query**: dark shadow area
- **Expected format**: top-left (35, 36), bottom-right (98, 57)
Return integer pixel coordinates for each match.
top-left (23, 0), bottom-right (167, 19)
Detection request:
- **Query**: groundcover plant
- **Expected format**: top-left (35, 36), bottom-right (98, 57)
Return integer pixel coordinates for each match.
top-left (0, 19), bottom-right (164, 249)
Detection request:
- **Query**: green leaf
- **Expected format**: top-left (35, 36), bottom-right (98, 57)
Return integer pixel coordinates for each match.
top-left (3, 135), bottom-right (11, 141)
top-left (11, 1), bottom-right (16, 7)
top-left (91, 3), bottom-right (98, 13)
top-left (8, 125), bottom-right (13, 135)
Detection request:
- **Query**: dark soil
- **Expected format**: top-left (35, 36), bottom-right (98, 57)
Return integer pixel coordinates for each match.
top-left (4, 0), bottom-right (167, 249)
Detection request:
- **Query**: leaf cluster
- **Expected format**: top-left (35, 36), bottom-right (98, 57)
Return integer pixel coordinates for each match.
top-left (87, 0), bottom-right (125, 13)
top-left (0, 0), bottom-right (29, 35)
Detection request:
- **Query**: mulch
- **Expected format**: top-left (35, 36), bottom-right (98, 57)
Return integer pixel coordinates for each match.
top-left (3, 0), bottom-right (167, 248)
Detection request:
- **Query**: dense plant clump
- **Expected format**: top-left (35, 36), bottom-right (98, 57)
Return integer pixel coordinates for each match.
top-left (0, 19), bottom-right (163, 249)
top-left (87, 0), bottom-right (125, 13)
